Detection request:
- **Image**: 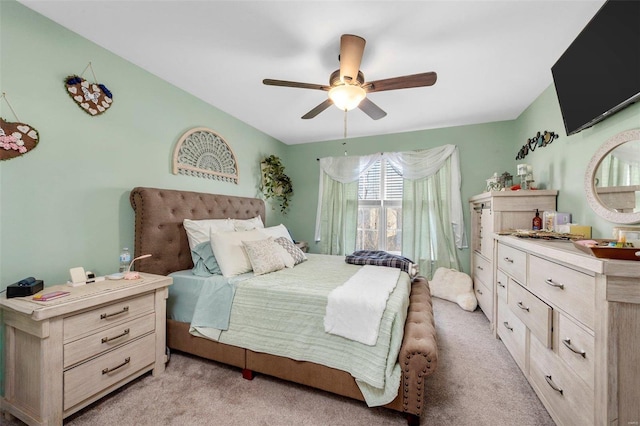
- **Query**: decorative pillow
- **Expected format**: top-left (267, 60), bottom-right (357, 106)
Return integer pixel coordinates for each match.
top-left (259, 224), bottom-right (293, 243)
top-left (242, 239), bottom-right (287, 276)
top-left (183, 218), bottom-right (234, 250)
top-left (233, 216), bottom-right (264, 232)
top-left (190, 241), bottom-right (222, 276)
top-left (274, 236), bottom-right (307, 266)
top-left (210, 229), bottom-right (268, 277)
top-left (429, 267), bottom-right (477, 312)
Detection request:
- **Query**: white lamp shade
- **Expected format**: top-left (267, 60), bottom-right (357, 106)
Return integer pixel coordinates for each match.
top-left (328, 84), bottom-right (366, 111)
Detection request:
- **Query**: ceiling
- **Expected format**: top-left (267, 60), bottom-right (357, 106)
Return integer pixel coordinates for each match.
top-left (19, 1), bottom-right (605, 145)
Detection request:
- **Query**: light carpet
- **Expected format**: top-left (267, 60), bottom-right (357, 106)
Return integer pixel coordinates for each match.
top-left (4, 298), bottom-right (555, 425)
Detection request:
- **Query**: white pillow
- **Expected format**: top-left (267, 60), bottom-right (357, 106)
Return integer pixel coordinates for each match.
top-left (183, 218), bottom-right (234, 250)
top-left (259, 224), bottom-right (293, 243)
top-left (210, 229), bottom-right (268, 277)
top-left (242, 239), bottom-right (287, 276)
top-left (429, 267), bottom-right (477, 312)
top-left (233, 216), bottom-right (264, 231)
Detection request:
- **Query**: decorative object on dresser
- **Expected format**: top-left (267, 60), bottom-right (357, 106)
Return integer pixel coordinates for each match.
top-left (494, 235), bottom-right (640, 426)
top-left (469, 190), bottom-right (557, 326)
top-left (1, 93), bottom-right (40, 161)
top-left (129, 186), bottom-right (438, 425)
top-left (64, 62), bottom-right (113, 116)
top-left (260, 155), bottom-right (293, 214)
top-left (172, 127), bottom-right (239, 183)
top-left (0, 273), bottom-right (172, 425)
top-left (584, 128), bottom-right (640, 224)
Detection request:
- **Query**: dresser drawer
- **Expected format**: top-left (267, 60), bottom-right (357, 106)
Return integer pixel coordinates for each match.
top-left (557, 313), bottom-right (595, 389)
top-left (529, 255), bottom-right (595, 329)
top-left (496, 270), bottom-right (508, 303)
top-left (64, 293), bottom-right (155, 341)
top-left (64, 333), bottom-right (156, 411)
top-left (529, 336), bottom-right (594, 426)
top-left (497, 298), bottom-right (526, 372)
top-left (64, 313), bottom-right (156, 368)
top-left (508, 279), bottom-right (552, 347)
top-left (473, 253), bottom-right (492, 287)
top-left (475, 279), bottom-right (493, 321)
top-left (497, 244), bottom-right (526, 285)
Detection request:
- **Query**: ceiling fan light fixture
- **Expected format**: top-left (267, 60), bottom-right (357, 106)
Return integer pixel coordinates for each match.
top-left (328, 84), bottom-right (366, 111)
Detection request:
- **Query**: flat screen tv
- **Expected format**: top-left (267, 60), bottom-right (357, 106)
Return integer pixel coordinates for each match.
top-left (552, 0), bottom-right (640, 136)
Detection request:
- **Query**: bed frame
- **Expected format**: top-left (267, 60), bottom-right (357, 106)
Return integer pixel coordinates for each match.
top-left (130, 186), bottom-right (438, 425)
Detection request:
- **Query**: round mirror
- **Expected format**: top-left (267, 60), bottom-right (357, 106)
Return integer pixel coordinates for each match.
top-left (585, 128), bottom-right (640, 224)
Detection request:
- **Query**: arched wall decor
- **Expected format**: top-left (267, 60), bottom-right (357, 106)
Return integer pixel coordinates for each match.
top-left (172, 127), bottom-right (239, 184)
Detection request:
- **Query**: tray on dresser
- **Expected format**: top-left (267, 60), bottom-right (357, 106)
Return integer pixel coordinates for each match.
top-left (573, 239), bottom-right (640, 261)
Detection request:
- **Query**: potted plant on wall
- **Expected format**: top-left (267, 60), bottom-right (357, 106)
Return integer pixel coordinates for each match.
top-left (261, 155), bottom-right (293, 214)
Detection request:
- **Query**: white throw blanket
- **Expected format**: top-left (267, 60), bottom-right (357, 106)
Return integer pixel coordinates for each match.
top-left (324, 265), bottom-right (401, 345)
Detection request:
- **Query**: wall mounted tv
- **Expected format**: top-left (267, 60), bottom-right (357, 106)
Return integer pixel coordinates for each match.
top-left (552, 0), bottom-right (640, 136)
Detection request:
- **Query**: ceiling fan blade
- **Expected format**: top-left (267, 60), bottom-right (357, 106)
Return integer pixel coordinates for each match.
top-left (263, 79), bottom-right (330, 91)
top-left (302, 99), bottom-right (333, 119)
top-left (358, 97), bottom-right (387, 120)
top-left (339, 34), bottom-right (366, 84)
top-left (364, 72), bottom-right (437, 93)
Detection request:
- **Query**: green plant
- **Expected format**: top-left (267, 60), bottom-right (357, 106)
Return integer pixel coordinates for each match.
top-left (261, 155), bottom-right (293, 214)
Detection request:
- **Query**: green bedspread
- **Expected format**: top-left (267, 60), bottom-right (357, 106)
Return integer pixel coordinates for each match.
top-left (194, 254), bottom-right (411, 407)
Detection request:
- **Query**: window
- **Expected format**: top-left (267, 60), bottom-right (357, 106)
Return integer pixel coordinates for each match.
top-left (356, 159), bottom-right (403, 253)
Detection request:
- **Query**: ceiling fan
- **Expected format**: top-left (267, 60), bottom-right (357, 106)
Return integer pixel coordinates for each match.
top-left (263, 34), bottom-right (437, 120)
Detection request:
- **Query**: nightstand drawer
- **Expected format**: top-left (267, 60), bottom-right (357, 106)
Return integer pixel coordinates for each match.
top-left (64, 313), bottom-right (156, 368)
top-left (508, 279), bottom-right (552, 347)
top-left (64, 293), bottom-right (155, 341)
top-left (64, 333), bottom-right (156, 411)
top-left (529, 255), bottom-right (595, 329)
top-left (498, 244), bottom-right (527, 285)
top-left (475, 279), bottom-right (493, 321)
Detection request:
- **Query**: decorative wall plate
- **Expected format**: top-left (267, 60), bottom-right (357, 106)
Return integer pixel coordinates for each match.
top-left (64, 75), bottom-right (113, 116)
top-left (0, 117), bottom-right (39, 161)
top-left (172, 127), bottom-right (239, 183)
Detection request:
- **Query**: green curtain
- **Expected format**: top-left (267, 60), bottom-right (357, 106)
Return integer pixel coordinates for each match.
top-left (318, 173), bottom-right (359, 255)
top-left (401, 157), bottom-right (461, 279)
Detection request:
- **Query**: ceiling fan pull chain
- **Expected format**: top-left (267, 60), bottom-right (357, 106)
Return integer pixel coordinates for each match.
top-left (343, 109), bottom-right (348, 155)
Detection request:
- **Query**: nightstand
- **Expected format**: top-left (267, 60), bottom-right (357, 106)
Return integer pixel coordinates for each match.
top-left (295, 241), bottom-right (309, 253)
top-left (1, 273), bottom-right (172, 425)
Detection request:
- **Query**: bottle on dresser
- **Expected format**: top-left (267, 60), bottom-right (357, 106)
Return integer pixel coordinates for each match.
top-left (119, 247), bottom-right (131, 273)
top-left (532, 209), bottom-right (542, 230)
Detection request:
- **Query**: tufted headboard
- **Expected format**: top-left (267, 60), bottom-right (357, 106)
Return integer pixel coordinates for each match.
top-left (129, 187), bottom-right (265, 276)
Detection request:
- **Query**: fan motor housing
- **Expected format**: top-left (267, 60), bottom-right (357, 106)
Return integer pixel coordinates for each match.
top-left (330, 70), bottom-right (365, 87)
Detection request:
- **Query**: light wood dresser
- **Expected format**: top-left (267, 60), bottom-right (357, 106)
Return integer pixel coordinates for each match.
top-left (0, 273), bottom-right (172, 426)
top-left (469, 190), bottom-right (557, 327)
top-left (495, 235), bottom-right (640, 425)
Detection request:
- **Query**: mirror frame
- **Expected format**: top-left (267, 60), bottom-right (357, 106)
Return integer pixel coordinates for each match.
top-left (585, 128), bottom-right (640, 224)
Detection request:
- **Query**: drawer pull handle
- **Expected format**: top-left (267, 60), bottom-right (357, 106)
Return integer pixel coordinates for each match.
top-left (544, 375), bottom-right (563, 395)
top-left (497, 281), bottom-right (505, 288)
top-left (562, 338), bottom-right (586, 358)
top-left (102, 357), bottom-right (130, 375)
top-left (545, 278), bottom-right (564, 290)
top-left (503, 321), bottom-right (513, 332)
top-left (517, 301), bottom-right (530, 312)
top-left (101, 328), bottom-right (130, 344)
top-left (504, 257), bottom-right (514, 263)
top-left (100, 306), bottom-right (129, 320)
top-left (476, 288), bottom-right (483, 295)
top-left (477, 266), bottom-right (484, 271)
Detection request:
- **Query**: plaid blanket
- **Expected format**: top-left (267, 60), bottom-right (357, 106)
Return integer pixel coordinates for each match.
top-left (345, 250), bottom-right (417, 276)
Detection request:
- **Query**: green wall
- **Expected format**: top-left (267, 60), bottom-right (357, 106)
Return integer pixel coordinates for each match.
top-left (0, 0), bottom-right (286, 287)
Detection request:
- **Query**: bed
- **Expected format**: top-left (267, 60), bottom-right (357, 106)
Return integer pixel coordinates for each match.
top-left (130, 186), bottom-right (438, 424)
